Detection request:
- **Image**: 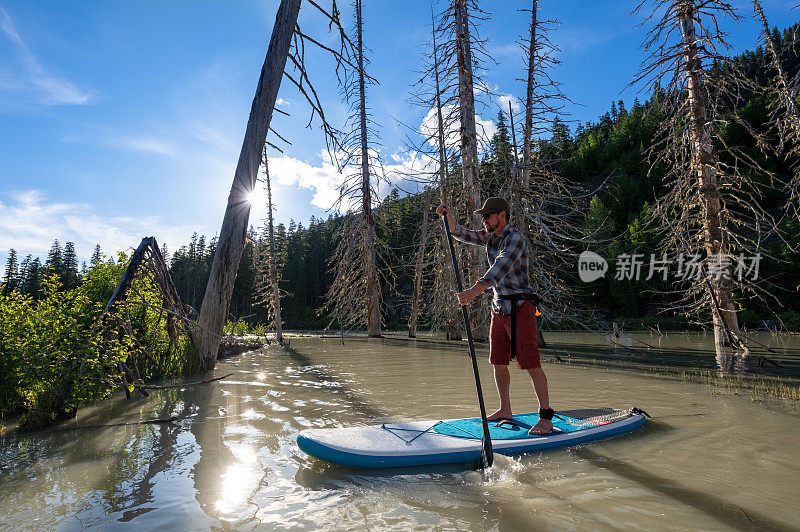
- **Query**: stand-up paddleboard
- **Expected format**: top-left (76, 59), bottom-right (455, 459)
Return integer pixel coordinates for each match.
top-left (297, 407), bottom-right (648, 468)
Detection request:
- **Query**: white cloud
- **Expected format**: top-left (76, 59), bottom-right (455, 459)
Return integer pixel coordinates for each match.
top-left (0, 7), bottom-right (92, 107)
top-left (419, 105), bottom-right (496, 150)
top-left (110, 136), bottom-right (177, 158)
top-left (0, 190), bottom-right (194, 263)
top-left (476, 114), bottom-right (497, 146)
top-left (383, 149), bottom-right (439, 189)
top-left (267, 150), bottom-right (346, 210)
top-left (491, 42), bottom-right (523, 60)
top-left (473, 80), bottom-right (492, 97)
top-left (497, 93), bottom-right (522, 114)
top-left (252, 147), bottom-right (442, 218)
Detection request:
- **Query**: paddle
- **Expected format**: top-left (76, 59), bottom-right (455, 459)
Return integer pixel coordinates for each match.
top-left (441, 212), bottom-right (494, 469)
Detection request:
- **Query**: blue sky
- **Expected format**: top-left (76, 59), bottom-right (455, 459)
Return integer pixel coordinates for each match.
top-left (0, 0), bottom-right (796, 266)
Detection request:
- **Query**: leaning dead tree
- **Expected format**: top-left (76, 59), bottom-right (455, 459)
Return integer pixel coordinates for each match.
top-left (196, 0), bottom-right (301, 369)
top-left (322, 0), bottom-right (386, 336)
top-left (254, 152), bottom-right (284, 344)
top-left (632, 0), bottom-right (780, 353)
top-left (20, 236), bottom-right (207, 429)
top-left (197, 0), bottom-right (356, 368)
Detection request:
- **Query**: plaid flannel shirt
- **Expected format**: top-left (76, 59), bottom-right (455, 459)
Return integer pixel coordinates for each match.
top-left (451, 221), bottom-right (535, 315)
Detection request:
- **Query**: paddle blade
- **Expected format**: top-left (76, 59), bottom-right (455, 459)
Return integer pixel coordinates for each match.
top-left (480, 437), bottom-right (494, 469)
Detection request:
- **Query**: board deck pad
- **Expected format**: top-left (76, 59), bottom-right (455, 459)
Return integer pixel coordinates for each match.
top-left (431, 413), bottom-right (587, 440)
top-left (297, 407), bottom-right (646, 469)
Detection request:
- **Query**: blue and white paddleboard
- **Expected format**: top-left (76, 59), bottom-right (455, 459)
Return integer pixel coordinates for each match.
top-left (297, 407), bottom-right (647, 468)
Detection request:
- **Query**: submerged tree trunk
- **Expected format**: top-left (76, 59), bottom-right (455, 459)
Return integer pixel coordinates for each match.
top-left (264, 156), bottom-right (283, 345)
top-left (356, 0), bottom-right (381, 338)
top-left (196, 0), bottom-right (301, 369)
top-left (678, 2), bottom-right (739, 350)
top-left (454, 0), bottom-right (488, 341)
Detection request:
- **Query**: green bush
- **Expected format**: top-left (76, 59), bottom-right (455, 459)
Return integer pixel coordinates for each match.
top-left (223, 319), bottom-right (249, 336)
top-left (1, 260), bottom-right (197, 431)
top-left (0, 273), bottom-right (132, 429)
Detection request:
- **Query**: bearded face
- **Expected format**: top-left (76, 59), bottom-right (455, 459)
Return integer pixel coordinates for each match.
top-left (482, 212), bottom-right (505, 233)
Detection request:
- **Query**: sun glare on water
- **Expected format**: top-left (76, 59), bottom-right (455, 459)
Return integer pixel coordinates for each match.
top-left (215, 446), bottom-right (260, 514)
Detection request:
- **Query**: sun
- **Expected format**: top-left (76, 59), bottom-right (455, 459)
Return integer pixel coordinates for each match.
top-left (246, 189), bottom-right (258, 205)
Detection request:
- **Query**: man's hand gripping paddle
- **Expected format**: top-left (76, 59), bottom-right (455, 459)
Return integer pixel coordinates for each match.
top-left (441, 211), bottom-right (494, 470)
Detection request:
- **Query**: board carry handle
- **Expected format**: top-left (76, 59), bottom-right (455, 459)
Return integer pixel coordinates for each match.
top-left (441, 213), bottom-right (494, 469)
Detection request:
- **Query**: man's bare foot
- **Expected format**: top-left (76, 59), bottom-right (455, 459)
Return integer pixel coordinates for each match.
top-left (528, 418), bottom-right (553, 435)
top-left (486, 409), bottom-right (513, 422)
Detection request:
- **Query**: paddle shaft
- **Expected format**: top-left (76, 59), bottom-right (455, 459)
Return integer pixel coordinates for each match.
top-left (441, 214), bottom-right (494, 469)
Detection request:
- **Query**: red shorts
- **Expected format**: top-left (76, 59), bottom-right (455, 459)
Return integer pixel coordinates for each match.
top-left (489, 300), bottom-right (541, 369)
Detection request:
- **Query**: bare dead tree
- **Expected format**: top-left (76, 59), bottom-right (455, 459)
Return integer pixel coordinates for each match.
top-left (322, 0), bottom-right (386, 336)
top-left (254, 151), bottom-right (284, 344)
top-left (501, 0), bottom-right (589, 326)
top-left (408, 188), bottom-right (434, 338)
top-left (197, 0), bottom-right (356, 368)
top-left (518, 0), bottom-right (570, 178)
top-left (752, 1), bottom-right (800, 205)
top-left (632, 0), bottom-right (780, 353)
top-left (390, 5), bottom-right (457, 339)
top-left (396, 3), bottom-right (471, 340)
top-left (454, 0), bottom-right (489, 341)
top-left (196, 0), bottom-right (301, 369)
top-left (453, 0), bottom-right (481, 216)
top-left (425, 0), bottom-right (498, 341)
top-left (96, 237), bottom-right (200, 395)
top-left (521, 0), bottom-right (538, 183)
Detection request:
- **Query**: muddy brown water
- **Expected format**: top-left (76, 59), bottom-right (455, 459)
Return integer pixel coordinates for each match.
top-left (1, 335), bottom-right (798, 530)
top-left (544, 330), bottom-right (800, 379)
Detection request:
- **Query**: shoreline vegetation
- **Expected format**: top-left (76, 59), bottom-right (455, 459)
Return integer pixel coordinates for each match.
top-left (0, 261), bottom-right (198, 432)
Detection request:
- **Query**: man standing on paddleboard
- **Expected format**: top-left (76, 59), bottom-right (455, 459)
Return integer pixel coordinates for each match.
top-left (437, 197), bottom-right (554, 436)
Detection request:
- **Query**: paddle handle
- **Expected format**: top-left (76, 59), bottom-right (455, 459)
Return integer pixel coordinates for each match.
top-left (442, 214), bottom-right (493, 469)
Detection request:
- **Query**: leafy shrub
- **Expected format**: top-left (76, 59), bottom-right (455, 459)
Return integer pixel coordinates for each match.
top-left (0, 274), bottom-right (132, 429)
top-left (223, 319), bottom-right (249, 336)
top-left (1, 259), bottom-right (196, 431)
